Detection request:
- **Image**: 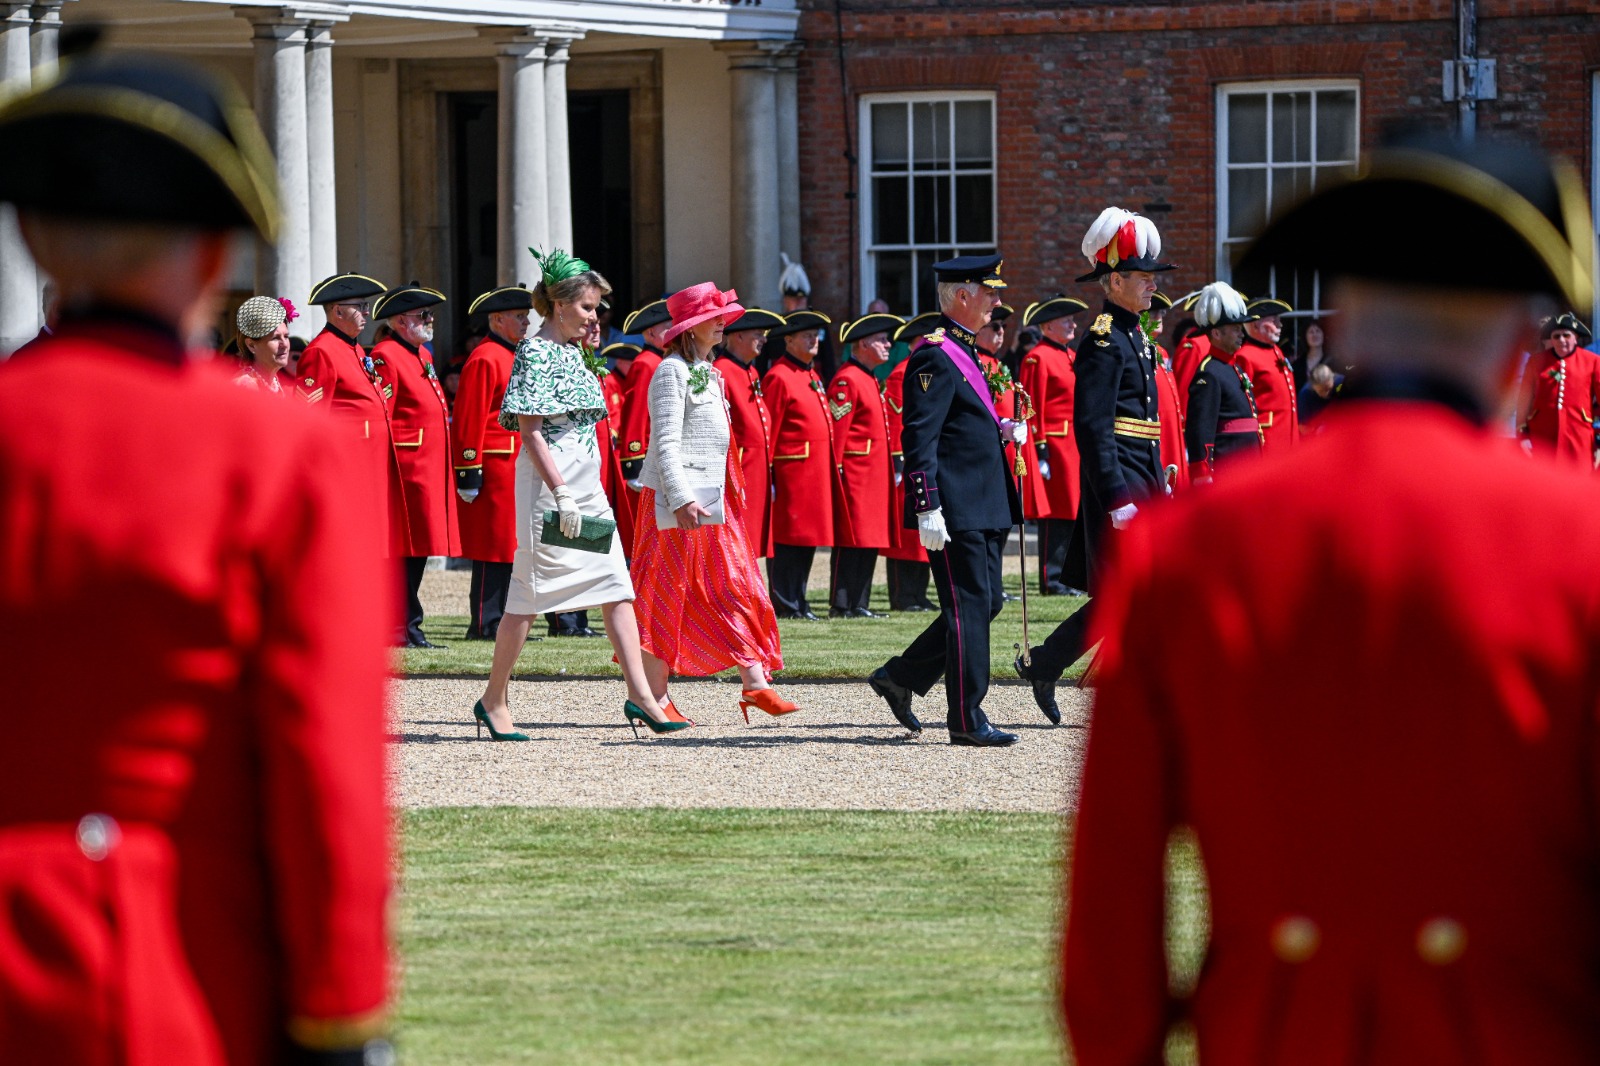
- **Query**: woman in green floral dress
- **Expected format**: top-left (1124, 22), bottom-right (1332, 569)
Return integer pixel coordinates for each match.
top-left (473, 250), bottom-right (688, 739)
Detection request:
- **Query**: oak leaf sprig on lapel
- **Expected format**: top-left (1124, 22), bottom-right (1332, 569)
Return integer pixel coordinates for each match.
top-left (688, 362), bottom-right (712, 396)
top-left (580, 343), bottom-right (610, 379)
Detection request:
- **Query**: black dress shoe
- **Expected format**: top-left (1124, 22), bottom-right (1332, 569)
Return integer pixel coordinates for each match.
top-left (949, 724), bottom-right (1020, 747)
top-left (406, 637), bottom-right (446, 650)
top-left (1014, 654), bottom-right (1061, 725)
top-left (798, 609), bottom-right (820, 621)
top-left (828, 607), bottom-right (850, 619)
top-left (1042, 582), bottom-right (1072, 596)
top-left (847, 608), bottom-right (885, 619)
top-left (1002, 592), bottom-right (1021, 603)
top-left (868, 667), bottom-right (921, 734)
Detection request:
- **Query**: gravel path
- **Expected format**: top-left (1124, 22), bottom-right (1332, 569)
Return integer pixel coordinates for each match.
top-left (394, 676), bottom-right (1091, 814)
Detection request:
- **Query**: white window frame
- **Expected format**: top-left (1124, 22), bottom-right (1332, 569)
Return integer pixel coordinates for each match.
top-left (858, 90), bottom-right (998, 316)
top-left (1216, 79), bottom-right (1360, 318)
top-left (1591, 72), bottom-right (1599, 305)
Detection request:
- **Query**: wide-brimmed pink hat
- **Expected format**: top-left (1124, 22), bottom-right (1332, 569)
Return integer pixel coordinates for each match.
top-left (662, 282), bottom-right (744, 343)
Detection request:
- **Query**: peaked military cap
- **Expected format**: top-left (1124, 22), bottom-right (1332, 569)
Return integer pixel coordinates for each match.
top-left (932, 254), bottom-right (1007, 289)
top-left (840, 313), bottom-right (905, 345)
top-left (309, 272), bottom-right (387, 306)
top-left (1247, 297), bottom-right (1294, 318)
top-left (623, 299), bottom-right (671, 334)
top-left (373, 282), bottom-right (446, 321)
top-left (894, 311), bottom-right (940, 343)
top-left (0, 52), bottom-right (279, 239)
top-left (469, 284), bottom-right (534, 316)
top-left (724, 308), bottom-right (785, 334)
top-left (766, 309), bottom-right (832, 341)
top-left (1241, 133), bottom-right (1594, 317)
top-left (1541, 312), bottom-right (1592, 344)
top-left (1022, 295), bottom-right (1089, 328)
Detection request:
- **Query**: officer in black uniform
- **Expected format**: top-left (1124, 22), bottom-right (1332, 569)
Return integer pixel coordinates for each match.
top-left (1015, 208), bottom-right (1174, 722)
top-left (1186, 280), bottom-right (1264, 479)
top-left (868, 254), bottom-right (1028, 747)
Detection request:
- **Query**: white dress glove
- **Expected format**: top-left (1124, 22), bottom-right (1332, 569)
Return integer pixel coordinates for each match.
top-left (1000, 418), bottom-right (1028, 445)
top-left (1109, 502), bottom-right (1139, 530)
top-left (1039, 459), bottom-right (1051, 481)
top-left (917, 507), bottom-right (949, 552)
top-left (553, 484), bottom-right (582, 538)
top-left (457, 488), bottom-right (479, 504)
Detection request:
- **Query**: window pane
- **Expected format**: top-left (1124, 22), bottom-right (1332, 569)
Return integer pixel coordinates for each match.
top-left (1230, 256), bottom-right (1270, 300)
top-left (954, 174), bottom-right (993, 244)
top-left (872, 176), bottom-right (909, 245)
top-left (875, 250), bottom-right (913, 316)
top-left (1228, 94), bottom-right (1267, 163)
top-left (912, 100), bottom-right (949, 171)
top-left (915, 248), bottom-right (958, 315)
top-left (913, 175), bottom-right (951, 244)
top-left (1316, 90), bottom-right (1358, 161)
top-left (871, 103), bottom-right (907, 169)
top-left (1271, 91), bottom-right (1312, 163)
top-left (1312, 161), bottom-right (1358, 191)
top-left (954, 100), bottom-right (992, 169)
top-left (1228, 168), bottom-right (1267, 239)
top-left (1270, 165), bottom-right (1313, 214)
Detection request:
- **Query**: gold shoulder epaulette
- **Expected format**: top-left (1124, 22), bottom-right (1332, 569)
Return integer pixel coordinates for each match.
top-left (925, 327), bottom-right (947, 345)
top-left (1090, 313), bottom-right (1113, 335)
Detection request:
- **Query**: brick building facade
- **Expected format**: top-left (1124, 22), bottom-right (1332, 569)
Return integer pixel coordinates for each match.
top-left (794, 0), bottom-right (1599, 326)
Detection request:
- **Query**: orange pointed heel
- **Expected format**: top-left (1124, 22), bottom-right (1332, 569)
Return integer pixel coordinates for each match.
top-left (737, 688), bottom-right (800, 724)
top-left (660, 699), bottom-right (696, 727)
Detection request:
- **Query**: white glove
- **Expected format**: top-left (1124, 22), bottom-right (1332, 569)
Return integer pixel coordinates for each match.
top-left (626, 478), bottom-right (643, 492)
top-left (917, 507), bottom-right (949, 552)
top-left (894, 471), bottom-right (903, 487)
top-left (1000, 418), bottom-right (1028, 445)
top-left (457, 488), bottom-right (479, 503)
top-left (1109, 503), bottom-right (1139, 530)
top-left (1039, 459), bottom-right (1051, 481)
top-left (553, 484), bottom-right (582, 538)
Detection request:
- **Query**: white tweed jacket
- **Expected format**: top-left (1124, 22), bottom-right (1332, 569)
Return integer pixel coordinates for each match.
top-left (638, 354), bottom-right (731, 513)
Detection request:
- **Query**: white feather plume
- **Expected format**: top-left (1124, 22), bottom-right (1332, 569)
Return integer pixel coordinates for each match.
top-left (1080, 207), bottom-right (1162, 266)
top-left (779, 251), bottom-right (810, 296)
top-left (1194, 281), bottom-right (1248, 329)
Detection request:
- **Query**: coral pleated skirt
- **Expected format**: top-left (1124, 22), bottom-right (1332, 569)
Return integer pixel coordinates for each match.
top-left (632, 449), bottom-right (783, 676)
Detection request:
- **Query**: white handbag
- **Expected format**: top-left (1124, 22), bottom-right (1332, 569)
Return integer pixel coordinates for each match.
top-left (655, 485), bottom-right (725, 528)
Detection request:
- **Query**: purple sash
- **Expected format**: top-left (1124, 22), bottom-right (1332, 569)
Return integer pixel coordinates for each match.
top-left (916, 335), bottom-right (1000, 425)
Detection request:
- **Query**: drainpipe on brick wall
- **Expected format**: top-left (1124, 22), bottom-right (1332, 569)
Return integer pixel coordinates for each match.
top-left (1457, 0), bottom-right (1477, 142)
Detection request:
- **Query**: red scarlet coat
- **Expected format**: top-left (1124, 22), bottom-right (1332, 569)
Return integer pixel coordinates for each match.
top-left (1517, 347), bottom-right (1600, 467)
top-left (1240, 335), bottom-right (1300, 452)
top-left (1018, 338), bottom-right (1080, 519)
top-left (618, 347), bottom-right (663, 478)
top-left (714, 352), bottom-right (774, 557)
top-left (1155, 347), bottom-right (1191, 492)
top-left (762, 353), bottom-right (839, 547)
top-left (1063, 400), bottom-right (1600, 1066)
top-left (451, 333), bottom-right (520, 563)
top-left (828, 357), bottom-right (892, 549)
top-left (1172, 331), bottom-right (1211, 413)
top-left (881, 359), bottom-right (927, 562)
top-left (372, 337), bottom-right (460, 557)
top-left (0, 317), bottom-right (392, 1066)
top-left (295, 326), bottom-right (403, 553)
top-left (598, 370), bottom-right (637, 554)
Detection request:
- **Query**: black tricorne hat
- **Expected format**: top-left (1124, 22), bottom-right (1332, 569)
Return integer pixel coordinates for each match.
top-left (601, 341), bottom-right (641, 361)
top-left (1149, 292), bottom-right (1174, 312)
top-left (1541, 312), bottom-right (1592, 345)
top-left (1023, 295), bottom-right (1088, 328)
top-left (469, 284), bottom-right (534, 316)
top-left (310, 272), bottom-right (386, 306)
top-left (0, 53), bottom-right (279, 239)
top-left (840, 313), bottom-right (905, 345)
top-left (1247, 297), bottom-right (1293, 318)
top-left (1240, 134), bottom-right (1594, 318)
top-left (373, 282), bottom-right (446, 321)
top-left (991, 304), bottom-right (1015, 322)
top-left (724, 308), bottom-right (785, 334)
top-left (932, 254), bottom-right (1006, 289)
top-left (766, 310), bottom-right (832, 340)
top-left (894, 311), bottom-right (940, 344)
top-left (624, 300), bottom-right (671, 334)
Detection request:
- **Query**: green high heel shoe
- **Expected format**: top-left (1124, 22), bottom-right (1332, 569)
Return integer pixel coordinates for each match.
top-left (474, 699), bottom-right (530, 742)
top-left (624, 699), bottom-right (690, 739)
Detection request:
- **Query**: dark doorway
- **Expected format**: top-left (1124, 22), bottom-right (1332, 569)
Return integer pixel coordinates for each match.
top-left (448, 91), bottom-right (499, 364)
top-left (569, 90), bottom-right (635, 320)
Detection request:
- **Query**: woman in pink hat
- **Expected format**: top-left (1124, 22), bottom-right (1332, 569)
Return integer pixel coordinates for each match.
top-left (635, 282), bottom-right (796, 721)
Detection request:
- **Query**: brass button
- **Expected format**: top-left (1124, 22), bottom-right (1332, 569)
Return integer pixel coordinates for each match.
top-left (1416, 917), bottom-right (1467, 965)
top-left (1269, 915), bottom-right (1320, 963)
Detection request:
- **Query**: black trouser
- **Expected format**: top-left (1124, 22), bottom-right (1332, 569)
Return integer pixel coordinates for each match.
top-left (1036, 517), bottom-right (1074, 592)
top-left (402, 556), bottom-right (429, 644)
top-left (1028, 596), bottom-right (1096, 683)
top-left (886, 558), bottom-right (935, 610)
top-left (468, 560), bottom-right (513, 639)
top-left (546, 610), bottom-right (591, 635)
top-left (768, 543), bottom-right (817, 615)
top-left (830, 547), bottom-right (878, 612)
top-left (881, 528), bottom-right (1006, 732)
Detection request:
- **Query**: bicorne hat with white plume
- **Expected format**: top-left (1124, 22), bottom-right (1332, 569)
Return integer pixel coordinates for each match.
top-left (1193, 281), bottom-right (1259, 330)
top-left (779, 252), bottom-right (811, 297)
top-left (1076, 207), bottom-right (1176, 282)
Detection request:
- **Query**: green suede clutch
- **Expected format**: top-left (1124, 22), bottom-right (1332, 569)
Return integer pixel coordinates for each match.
top-left (540, 511), bottom-right (616, 554)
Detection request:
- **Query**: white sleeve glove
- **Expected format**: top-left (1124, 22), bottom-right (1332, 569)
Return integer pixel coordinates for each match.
top-left (1109, 502), bottom-right (1139, 530)
top-left (553, 484), bottom-right (582, 538)
top-left (1000, 418), bottom-right (1028, 445)
top-left (917, 507), bottom-right (949, 552)
top-left (456, 488), bottom-right (479, 504)
top-left (626, 478), bottom-right (643, 491)
top-left (894, 471), bottom-right (903, 487)
top-left (1039, 459), bottom-right (1051, 481)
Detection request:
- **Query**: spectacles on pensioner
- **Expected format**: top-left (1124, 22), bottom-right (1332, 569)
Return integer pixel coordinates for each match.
top-left (334, 301), bottom-right (371, 314)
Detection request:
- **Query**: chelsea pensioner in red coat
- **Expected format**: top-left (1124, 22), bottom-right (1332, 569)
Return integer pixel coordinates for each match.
top-left (714, 309), bottom-right (780, 558)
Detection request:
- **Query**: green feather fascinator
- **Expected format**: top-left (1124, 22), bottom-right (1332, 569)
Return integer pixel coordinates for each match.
top-left (530, 247), bottom-right (591, 288)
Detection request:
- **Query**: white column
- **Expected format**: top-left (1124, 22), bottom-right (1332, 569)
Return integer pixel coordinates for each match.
top-left (772, 41), bottom-right (802, 273)
top-left (303, 18), bottom-right (336, 335)
top-left (496, 34), bottom-right (548, 285)
top-left (244, 13), bottom-right (313, 326)
top-left (542, 29), bottom-right (583, 255)
top-left (0, 2), bottom-right (39, 355)
top-left (28, 0), bottom-right (65, 73)
top-left (719, 44), bottom-right (782, 309)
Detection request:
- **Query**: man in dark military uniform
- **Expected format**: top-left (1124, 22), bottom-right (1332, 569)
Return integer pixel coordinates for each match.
top-left (1014, 208), bottom-right (1174, 723)
top-left (868, 255), bottom-right (1028, 746)
top-left (1186, 281), bottom-right (1264, 481)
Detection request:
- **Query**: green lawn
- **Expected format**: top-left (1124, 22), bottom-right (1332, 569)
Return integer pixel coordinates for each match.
top-left (398, 809), bottom-right (1208, 1065)
top-left (404, 579), bottom-right (1092, 681)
